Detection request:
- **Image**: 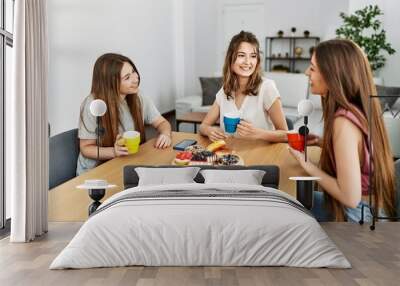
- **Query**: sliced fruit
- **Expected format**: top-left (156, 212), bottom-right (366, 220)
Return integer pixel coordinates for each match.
top-left (176, 151), bottom-right (192, 160)
top-left (206, 140), bottom-right (226, 152)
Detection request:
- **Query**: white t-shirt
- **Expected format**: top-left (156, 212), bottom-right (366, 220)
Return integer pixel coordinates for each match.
top-left (215, 77), bottom-right (280, 132)
top-left (76, 93), bottom-right (161, 175)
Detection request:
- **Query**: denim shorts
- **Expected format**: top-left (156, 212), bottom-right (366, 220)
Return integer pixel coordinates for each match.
top-left (310, 191), bottom-right (385, 222)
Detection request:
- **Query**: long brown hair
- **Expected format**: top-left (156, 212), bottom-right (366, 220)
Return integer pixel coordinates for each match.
top-left (80, 53), bottom-right (146, 147)
top-left (315, 39), bottom-right (396, 221)
top-left (222, 31), bottom-right (263, 99)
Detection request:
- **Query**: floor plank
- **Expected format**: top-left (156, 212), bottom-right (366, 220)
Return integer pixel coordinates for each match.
top-left (0, 222), bottom-right (399, 286)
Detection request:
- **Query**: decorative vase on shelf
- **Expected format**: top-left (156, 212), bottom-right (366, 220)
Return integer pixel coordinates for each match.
top-left (294, 47), bottom-right (303, 58)
top-left (304, 30), bottom-right (310, 38)
top-left (277, 30), bottom-right (284, 37)
top-left (291, 27), bottom-right (297, 37)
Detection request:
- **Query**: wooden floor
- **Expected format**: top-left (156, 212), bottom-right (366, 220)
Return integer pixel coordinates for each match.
top-left (1, 223), bottom-right (399, 286)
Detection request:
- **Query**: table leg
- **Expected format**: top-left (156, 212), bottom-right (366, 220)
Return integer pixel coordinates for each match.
top-left (194, 123), bottom-right (197, 133)
top-left (296, 181), bottom-right (313, 210)
top-left (176, 120), bottom-right (180, 132)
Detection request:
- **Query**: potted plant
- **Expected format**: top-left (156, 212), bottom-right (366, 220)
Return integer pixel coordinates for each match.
top-left (336, 5), bottom-right (395, 75)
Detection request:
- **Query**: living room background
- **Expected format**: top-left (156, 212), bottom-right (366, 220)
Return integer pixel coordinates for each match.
top-left (47, 0), bottom-right (400, 137)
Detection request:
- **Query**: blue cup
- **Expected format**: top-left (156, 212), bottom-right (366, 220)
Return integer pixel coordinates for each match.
top-left (223, 113), bottom-right (241, 134)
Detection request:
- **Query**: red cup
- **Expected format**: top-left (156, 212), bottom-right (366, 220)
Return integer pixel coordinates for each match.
top-left (287, 132), bottom-right (305, 152)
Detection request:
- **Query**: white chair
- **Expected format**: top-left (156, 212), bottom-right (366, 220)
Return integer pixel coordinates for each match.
top-left (383, 99), bottom-right (400, 158)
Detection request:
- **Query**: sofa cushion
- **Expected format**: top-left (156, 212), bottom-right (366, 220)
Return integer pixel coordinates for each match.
top-left (175, 95), bottom-right (202, 116)
top-left (376, 85), bottom-right (400, 110)
top-left (199, 77), bottom-right (223, 106)
top-left (393, 98), bottom-right (400, 110)
top-left (264, 72), bottom-right (309, 108)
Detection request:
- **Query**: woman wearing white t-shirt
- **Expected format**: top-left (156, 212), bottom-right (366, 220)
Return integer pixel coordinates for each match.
top-left (199, 31), bottom-right (288, 142)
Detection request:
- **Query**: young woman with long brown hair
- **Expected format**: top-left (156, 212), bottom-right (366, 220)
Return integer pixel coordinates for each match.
top-left (77, 53), bottom-right (172, 175)
top-left (199, 31), bottom-right (288, 142)
top-left (289, 39), bottom-right (396, 222)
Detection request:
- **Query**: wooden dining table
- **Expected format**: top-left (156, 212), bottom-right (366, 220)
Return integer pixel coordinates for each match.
top-left (48, 131), bottom-right (320, 222)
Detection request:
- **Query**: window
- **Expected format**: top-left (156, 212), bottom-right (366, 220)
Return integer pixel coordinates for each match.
top-left (0, 0), bottom-right (14, 232)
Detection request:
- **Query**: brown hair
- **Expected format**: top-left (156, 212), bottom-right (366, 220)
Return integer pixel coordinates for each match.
top-left (315, 39), bottom-right (396, 220)
top-left (222, 31), bottom-right (263, 99)
top-left (80, 53), bottom-right (146, 148)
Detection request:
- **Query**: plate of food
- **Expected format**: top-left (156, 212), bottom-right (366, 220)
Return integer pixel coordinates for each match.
top-left (172, 140), bottom-right (244, 166)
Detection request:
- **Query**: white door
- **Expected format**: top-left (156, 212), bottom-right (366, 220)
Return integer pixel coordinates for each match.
top-left (219, 3), bottom-right (265, 70)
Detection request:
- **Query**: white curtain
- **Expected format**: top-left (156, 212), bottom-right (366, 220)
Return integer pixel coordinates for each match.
top-left (9, 0), bottom-right (48, 242)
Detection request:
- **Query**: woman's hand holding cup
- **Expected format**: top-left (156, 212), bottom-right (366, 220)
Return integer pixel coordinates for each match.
top-left (236, 120), bottom-right (261, 139)
top-left (114, 134), bottom-right (129, 157)
top-left (305, 133), bottom-right (322, 147)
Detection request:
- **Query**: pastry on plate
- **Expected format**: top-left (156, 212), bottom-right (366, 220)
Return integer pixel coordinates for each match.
top-left (217, 154), bottom-right (241, 166)
top-left (185, 144), bottom-right (205, 153)
top-left (206, 140), bottom-right (226, 152)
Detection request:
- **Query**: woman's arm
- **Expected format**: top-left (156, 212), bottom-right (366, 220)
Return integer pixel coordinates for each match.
top-left (268, 98), bottom-right (288, 130)
top-left (236, 99), bottom-right (288, 142)
top-left (80, 136), bottom-right (128, 160)
top-left (261, 99), bottom-right (289, 141)
top-left (152, 116), bottom-right (172, 148)
top-left (152, 116), bottom-right (172, 136)
top-left (289, 117), bottom-right (363, 208)
top-left (199, 101), bottom-right (227, 141)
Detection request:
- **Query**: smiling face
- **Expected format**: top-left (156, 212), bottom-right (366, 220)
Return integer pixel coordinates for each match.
top-left (305, 54), bottom-right (328, 96)
top-left (119, 62), bottom-right (139, 95)
top-left (231, 42), bottom-right (258, 79)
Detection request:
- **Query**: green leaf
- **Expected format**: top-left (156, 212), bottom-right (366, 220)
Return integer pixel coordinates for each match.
top-left (336, 4), bottom-right (396, 71)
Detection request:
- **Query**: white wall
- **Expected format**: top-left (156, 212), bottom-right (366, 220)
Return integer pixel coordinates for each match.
top-left (382, 1), bottom-right (400, 86)
top-left (182, 0), bottom-right (197, 98)
top-left (48, 0), bottom-right (177, 136)
top-left (349, 0), bottom-right (400, 86)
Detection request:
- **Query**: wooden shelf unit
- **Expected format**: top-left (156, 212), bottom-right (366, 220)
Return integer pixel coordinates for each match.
top-left (265, 36), bottom-right (320, 73)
